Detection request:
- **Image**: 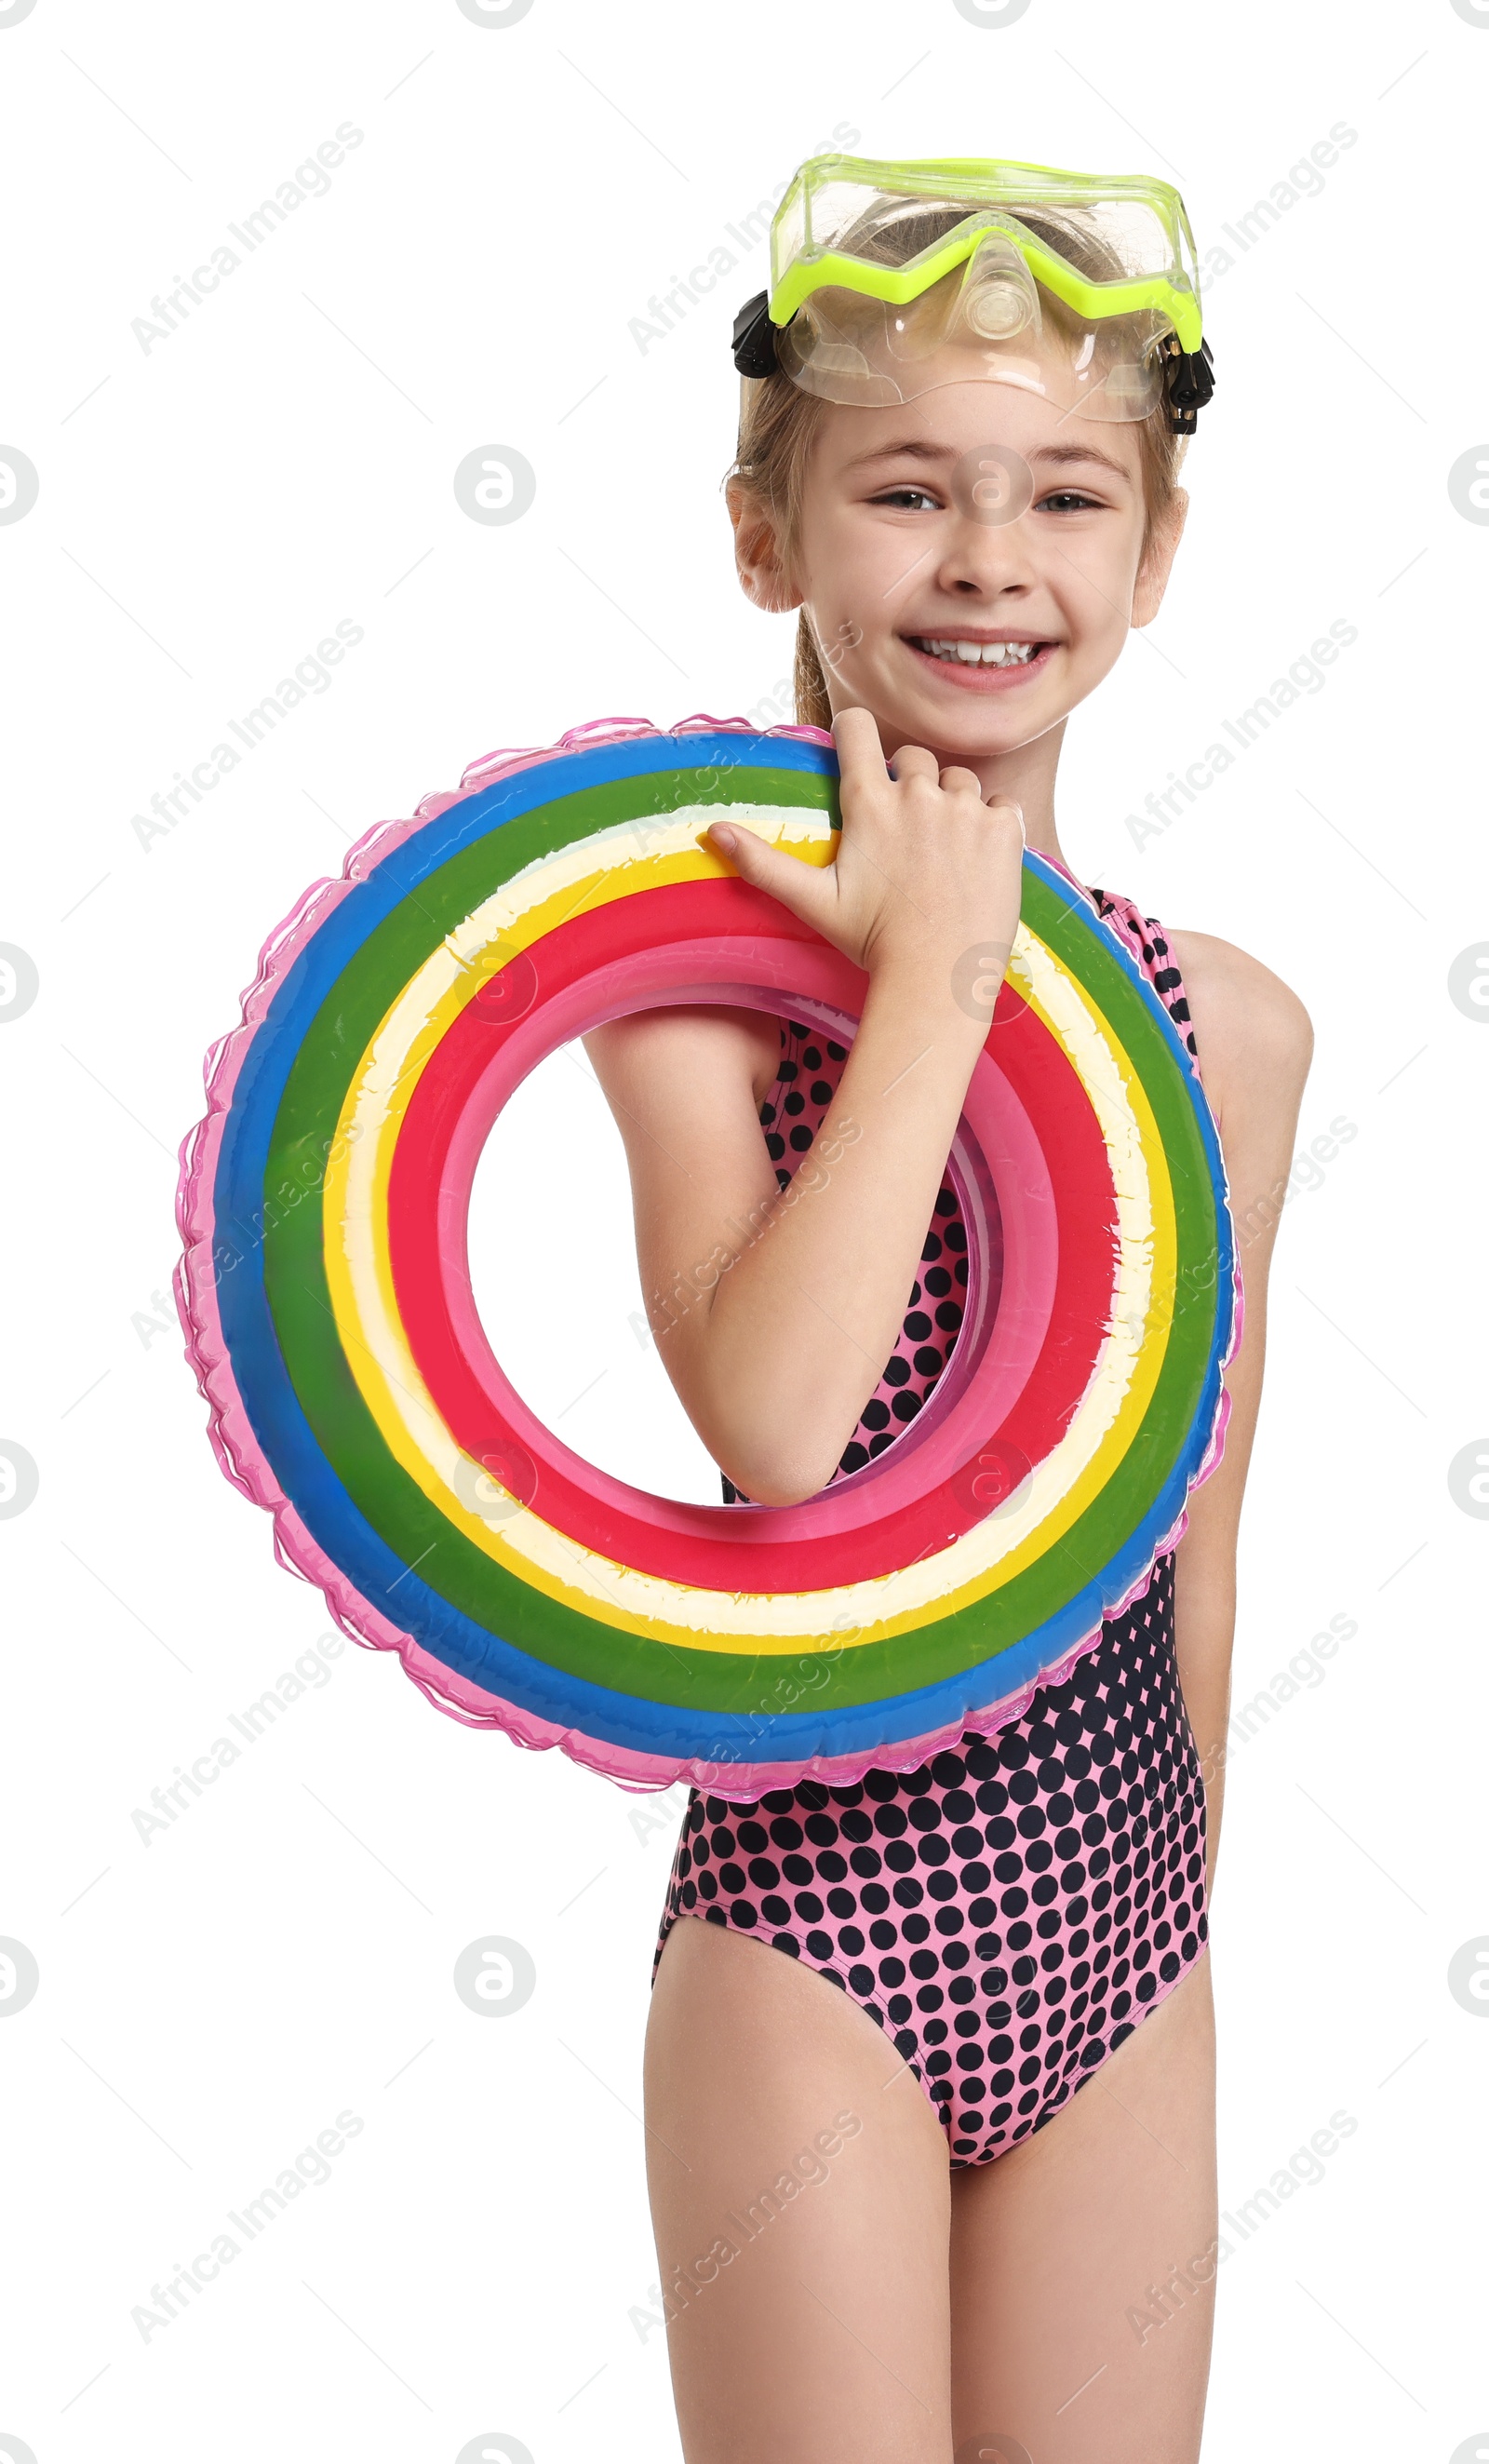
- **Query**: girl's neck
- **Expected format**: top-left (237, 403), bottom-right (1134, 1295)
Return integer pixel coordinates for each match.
top-left (1000, 784), bottom-right (1067, 872)
top-left (928, 717), bottom-right (1071, 874)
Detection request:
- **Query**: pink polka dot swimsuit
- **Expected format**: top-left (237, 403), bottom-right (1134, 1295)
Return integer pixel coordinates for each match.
top-left (653, 875), bottom-right (1211, 2170)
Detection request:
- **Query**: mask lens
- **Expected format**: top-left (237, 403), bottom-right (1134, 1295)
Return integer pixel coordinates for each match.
top-left (777, 292), bottom-right (900, 403)
top-left (1101, 360), bottom-right (1160, 410)
top-left (772, 212), bottom-right (1180, 421)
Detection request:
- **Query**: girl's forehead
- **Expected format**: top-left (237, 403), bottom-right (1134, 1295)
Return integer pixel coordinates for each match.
top-left (814, 384), bottom-right (1145, 483)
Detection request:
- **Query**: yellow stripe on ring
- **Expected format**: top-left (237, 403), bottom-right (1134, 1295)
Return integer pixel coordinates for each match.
top-left (321, 807), bottom-right (1175, 1652)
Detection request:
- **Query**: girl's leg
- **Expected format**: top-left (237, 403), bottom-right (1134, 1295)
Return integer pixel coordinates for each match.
top-left (947, 1951), bottom-right (1218, 2464)
top-left (646, 1912), bottom-right (956, 2464)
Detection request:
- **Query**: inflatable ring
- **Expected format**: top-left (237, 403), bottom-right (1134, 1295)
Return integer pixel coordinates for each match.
top-left (176, 716), bottom-right (1240, 1795)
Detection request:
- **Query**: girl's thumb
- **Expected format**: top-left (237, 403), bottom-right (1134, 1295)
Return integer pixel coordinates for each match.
top-left (705, 820), bottom-right (834, 929)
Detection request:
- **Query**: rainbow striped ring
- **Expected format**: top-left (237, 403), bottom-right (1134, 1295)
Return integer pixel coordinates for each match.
top-left (176, 716), bottom-right (1241, 1796)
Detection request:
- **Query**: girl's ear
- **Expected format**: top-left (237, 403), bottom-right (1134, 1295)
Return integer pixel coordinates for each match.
top-left (1132, 485), bottom-right (1189, 628)
top-left (726, 478), bottom-right (801, 616)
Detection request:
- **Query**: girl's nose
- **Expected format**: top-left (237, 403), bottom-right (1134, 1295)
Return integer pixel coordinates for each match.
top-left (936, 505), bottom-right (1040, 594)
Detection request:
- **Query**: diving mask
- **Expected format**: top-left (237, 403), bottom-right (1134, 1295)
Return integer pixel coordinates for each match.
top-left (732, 155), bottom-right (1214, 433)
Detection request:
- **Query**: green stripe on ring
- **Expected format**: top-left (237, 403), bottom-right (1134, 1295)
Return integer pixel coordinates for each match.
top-left (261, 778), bottom-right (1224, 1714)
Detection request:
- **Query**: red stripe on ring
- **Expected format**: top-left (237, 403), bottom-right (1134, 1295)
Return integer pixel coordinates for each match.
top-left (385, 876), bottom-right (1119, 1593)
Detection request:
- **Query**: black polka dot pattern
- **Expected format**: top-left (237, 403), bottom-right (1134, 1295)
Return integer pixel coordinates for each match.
top-left (654, 1556), bottom-right (1208, 2167)
top-left (655, 891), bottom-right (1210, 2167)
top-left (725, 1023), bottom-right (976, 1502)
top-left (1089, 883), bottom-right (1201, 1064)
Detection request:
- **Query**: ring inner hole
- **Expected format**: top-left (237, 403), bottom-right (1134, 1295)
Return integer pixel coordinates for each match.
top-left (466, 1000), bottom-right (999, 1508)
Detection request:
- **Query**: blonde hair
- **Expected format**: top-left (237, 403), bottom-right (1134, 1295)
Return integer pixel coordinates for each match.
top-left (729, 277), bottom-right (1191, 730)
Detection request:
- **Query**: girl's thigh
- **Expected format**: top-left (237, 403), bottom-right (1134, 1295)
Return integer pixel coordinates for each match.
top-left (948, 1952), bottom-right (1219, 2464)
top-left (646, 1912), bottom-right (956, 2464)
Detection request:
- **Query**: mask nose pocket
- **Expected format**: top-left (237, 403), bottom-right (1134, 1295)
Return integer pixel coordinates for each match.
top-left (957, 231), bottom-right (1043, 343)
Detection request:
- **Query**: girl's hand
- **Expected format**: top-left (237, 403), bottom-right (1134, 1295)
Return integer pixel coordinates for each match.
top-left (705, 705), bottom-right (1026, 1010)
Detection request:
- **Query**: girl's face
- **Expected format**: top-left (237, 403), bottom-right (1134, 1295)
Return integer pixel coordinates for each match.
top-left (772, 368), bottom-right (1184, 766)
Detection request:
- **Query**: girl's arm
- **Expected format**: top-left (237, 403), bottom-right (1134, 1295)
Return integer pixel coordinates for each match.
top-left (1166, 928), bottom-right (1315, 1892)
top-left (584, 710), bottom-right (1025, 1508)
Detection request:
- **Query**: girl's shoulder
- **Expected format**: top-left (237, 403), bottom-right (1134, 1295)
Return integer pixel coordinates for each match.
top-left (1165, 925), bottom-right (1313, 1059)
top-left (1085, 879), bottom-right (1312, 1112)
top-left (1164, 924), bottom-right (1314, 1135)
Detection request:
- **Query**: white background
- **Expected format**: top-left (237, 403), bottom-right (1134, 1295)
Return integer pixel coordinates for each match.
top-left (2, 0), bottom-right (1486, 2457)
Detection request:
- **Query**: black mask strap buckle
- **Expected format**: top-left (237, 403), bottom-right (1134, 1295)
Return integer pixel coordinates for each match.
top-left (1162, 336), bottom-right (1215, 435)
top-left (731, 289), bottom-right (780, 379)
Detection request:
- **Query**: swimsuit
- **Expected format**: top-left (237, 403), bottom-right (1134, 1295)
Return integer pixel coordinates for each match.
top-left (652, 874), bottom-right (1211, 2170)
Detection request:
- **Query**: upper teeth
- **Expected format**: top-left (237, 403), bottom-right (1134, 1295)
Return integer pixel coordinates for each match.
top-left (917, 638), bottom-right (1039, 666)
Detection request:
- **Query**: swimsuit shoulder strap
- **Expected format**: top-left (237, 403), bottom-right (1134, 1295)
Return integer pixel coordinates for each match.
top-left (1085, 883), bottom-right (1201, 1070)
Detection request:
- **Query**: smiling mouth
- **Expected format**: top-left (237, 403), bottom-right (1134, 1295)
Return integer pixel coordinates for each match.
top-left (906, 634), bottom-right (1047, 666)
top-left (903, 633), bottom-right (1056, 683)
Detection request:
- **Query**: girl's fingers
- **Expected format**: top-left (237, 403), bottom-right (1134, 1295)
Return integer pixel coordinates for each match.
top-left (830, 706), bottom-right (891, 798)
top-left (885, 745), bottom-right (941, 783)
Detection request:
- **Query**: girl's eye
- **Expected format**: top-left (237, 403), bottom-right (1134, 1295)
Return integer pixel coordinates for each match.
top-left (870, 486), bottom-right (943, 512)
top-left (1037, 489), bottom-right (1104, 512)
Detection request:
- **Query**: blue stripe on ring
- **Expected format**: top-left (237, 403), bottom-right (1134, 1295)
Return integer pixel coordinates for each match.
top-left (208, 732), bottom-right (1236, 1770)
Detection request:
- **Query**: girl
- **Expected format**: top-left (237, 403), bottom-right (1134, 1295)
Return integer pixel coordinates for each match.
top-left (587, 157), bottom-right (1312, 2464)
